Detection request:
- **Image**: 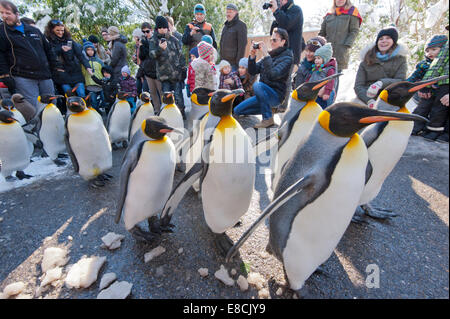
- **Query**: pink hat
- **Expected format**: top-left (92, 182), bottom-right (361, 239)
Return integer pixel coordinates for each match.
top-left (197, 41), bottom-right (213, 61)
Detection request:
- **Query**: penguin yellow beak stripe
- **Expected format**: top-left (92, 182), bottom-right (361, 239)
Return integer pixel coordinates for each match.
top-left (408, 75), bottom-right (450, 93)
top-left (312, 73), bottom-right (343, 91)
top-left (221, 93), bottom-right (236, 103)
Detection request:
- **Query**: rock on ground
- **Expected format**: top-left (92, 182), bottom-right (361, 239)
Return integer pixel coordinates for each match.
top-left (144, 246), bottom-right (166, 263)
top-left (101, 232), bottom-right (125, 250)
top-left (65, 256), bottom-right (106, 289)
top-left (97, 281), bottom-right (132, 299)
top-left (237, 275), bottom-right (249, 291)
top-left (198, 268), bottom-right (209, 277)
top-left (41, 247), bottom-right (69, 273)
top-left (1, 282), bottom-right (26, 299)
top-left (99, 273), bottom-right (117, 291)
top-left (214, 265), bottom-right (234, 286)
top-left (41, 267), bottom-right (63, 287)
top-left (247, 272), bottom-right (265, 290)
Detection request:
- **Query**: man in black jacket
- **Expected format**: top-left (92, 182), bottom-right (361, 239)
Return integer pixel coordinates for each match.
top-left (139, 22), bottom-right (162, 112)
top-left (0, 1), bottom-right (60, 108)
top-left (220, 3), bottom-right (248, 71)
top-left (269, 0), bottom-right (303, 65)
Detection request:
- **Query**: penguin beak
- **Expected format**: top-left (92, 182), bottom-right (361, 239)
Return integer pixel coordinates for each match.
top-left (72, 86), bottom-right (78, 93)
top-left (159, 126), bottom-right (174, 133)
top-left (208, 92), bottom-right (215, 97)
top-left (221, 93), bottom-right (237, 103)
top-left (359, 110), bottom-right (429, 124)
top-left (312, 72), bottom-right (343, 91)
top-left (408, 75), bottom-right (449, 93)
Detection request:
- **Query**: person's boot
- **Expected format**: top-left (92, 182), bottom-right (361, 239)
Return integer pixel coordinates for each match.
top-left (436, 132), bottom-right (449, 143)
top-left (422, 130), bottom-right (441, 141)
top-left (254, 117), bottom-right (275, 129)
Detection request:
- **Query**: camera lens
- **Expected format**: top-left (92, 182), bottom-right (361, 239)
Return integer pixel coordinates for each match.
top-left (262, 3), bottom-right (272, 9)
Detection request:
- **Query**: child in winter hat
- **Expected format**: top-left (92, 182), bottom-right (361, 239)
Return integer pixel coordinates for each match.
top-left (218, 60), bottom-right (243, 91)
top-left (309, 43), bottom-right (337, 108)
top-left (191, 41), bottom-right (217, 91)
top-left (120, 65), bottom-right (137, 112)
top-left (313, 43), bottom-right (333, 68)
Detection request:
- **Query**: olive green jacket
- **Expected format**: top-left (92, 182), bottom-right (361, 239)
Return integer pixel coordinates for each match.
top-left (319, 14), bottom-right (360, 70)
top-left (354, 43), bottom-right (409, 104)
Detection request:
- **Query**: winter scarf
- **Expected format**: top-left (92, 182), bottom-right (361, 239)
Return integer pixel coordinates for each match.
top-left (328, 6), bottom-right (363, 26)
top-left (376, 45), bottom-right (400, 62)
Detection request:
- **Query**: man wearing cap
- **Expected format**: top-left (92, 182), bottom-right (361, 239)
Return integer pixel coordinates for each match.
top-left (182, 3), bottom-right (217, 51)
top-left (220, 3), bottom-right (247, 72)
top-left (149, 16), bottom-right (186, 117)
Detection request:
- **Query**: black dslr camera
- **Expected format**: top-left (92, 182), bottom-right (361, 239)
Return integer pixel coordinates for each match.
top-left (252, 43), bottom-right (260, 50)
top-left (263, 0), bottom-right (280, 10)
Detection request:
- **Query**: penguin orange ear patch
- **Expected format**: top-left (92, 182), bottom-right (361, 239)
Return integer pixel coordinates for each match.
top-left (208, 92), bottom-right (214, 97)
top-left (221, 94), bottom-right (236, 103)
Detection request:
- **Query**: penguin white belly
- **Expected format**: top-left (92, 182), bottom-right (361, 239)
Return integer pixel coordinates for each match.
top-left (359, 120), bottom-right (413, 205)
top-left (187, 100), bottom-right (209, 131)
top-left (272, 104), bottom-right (322, 190)
top-left (130, 104), bottom-right (155, 139)
top-left (0, 122), bottom-right (30, 177)
top-left (283, 134), bottom-right (368, 290)
top-left (68, 110), bottom-right (112, 180)
top-left (109, 102), bottom-right (131, 143)
top-left (123, 138), bottom-right (176, 230)
top-left (202, 120), bottom-right (255, 233)
top-left (40, 105), bottom-right (66, 159)
top-left (160, 105), bottom-right (184, 149)
top-left (11, 109), bottom-right (26, 126)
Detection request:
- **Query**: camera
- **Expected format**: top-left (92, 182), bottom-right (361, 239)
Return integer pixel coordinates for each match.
top-left (160, 38), bottom-right (166, 44)
top-left (262, 3), bottom-right (272, 9)
top-left (252, 43), bottom-right (260, 50)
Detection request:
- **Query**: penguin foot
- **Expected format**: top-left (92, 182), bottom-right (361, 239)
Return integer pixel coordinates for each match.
top-left (57, 153), bottom-right (69, 159)
top-left (98, 173), bottom-right (113, 181)
top-left (351, 206), bottom-right (370, 224)
top-left (313, 266), bottom-right (331, 278)
top-left (41, 149), bottom-right (49, 158)
top-left (5, 175), bottom-right (17, 182)
top-left (16, 171), bottom-right (33, 180)
top-left (129, 225), bottom-right (159, 243)
top-left (213, 233), bottom-right (234, 257)
top-left (149, 216), bottom-right (175, 234)
top-left (35, 140), bottom-right (43, 149)
top-left (362, 204), bottom-right (398, 220)
top-left (293, 285), bottom-right (313, 299)
top-left (122, 141), bottom-right (128, 149)
top-left (233, 220), bottom-right (242, 227)
top-left (112, 143), bottom-right (119, 150)
top-left (89, 178), bottom-right (105, 188)
top-left (53, 158), bottom-right (66, 167)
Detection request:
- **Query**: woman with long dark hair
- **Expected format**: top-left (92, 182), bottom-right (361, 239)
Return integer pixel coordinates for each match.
top-left (44, 19), bottom-right (92, 98)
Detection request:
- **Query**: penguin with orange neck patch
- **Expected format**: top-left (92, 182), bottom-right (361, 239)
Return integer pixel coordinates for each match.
top-left (226, 103), bottom-right (428, 298)
top-left (129, 92), bottom-right (155, 140)
top-left (106, 91), bottom-right (132, 150)
top-left (160, 88), bottom-right (255, 255)
top-left (115, 116), bottom-right (178, 242)
top-left (353, 75), bottom-right (448, 222)
top-left (159, 91), bottom-right (185, 152)
top-left (64, 96), bottom-right (113, 188)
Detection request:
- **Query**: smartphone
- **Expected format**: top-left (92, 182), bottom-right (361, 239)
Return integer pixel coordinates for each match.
top-left (160, 38), bottom-right (166, 44)
top-left (66, 40), bottom-right (72, 49)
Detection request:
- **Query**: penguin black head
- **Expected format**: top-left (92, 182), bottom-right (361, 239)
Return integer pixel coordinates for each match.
top-left (0, 110), bottom-right (16, 123)
top-left (38, 95), bottom-right (63, 105)
top-left (140, 92), bottom-right (151, 103)
top-left (379, 75), bottom-right (449, 108)
top-left (162, 92), bottom-right (175, 105)
top-left (117, 91), bottom-right (129, 100)
top-left (319, 102), bottom-right (429, 138)
top-left (209, 89), bottom-right (244, 117)
top-left (1, 99), bottom-right (14, 111)
top-left (294, 73), bottom-right (343, 102)
top-left (141, 116), bottom-right (174, 140)
top-left (67, 96), bottom-right (87, 113)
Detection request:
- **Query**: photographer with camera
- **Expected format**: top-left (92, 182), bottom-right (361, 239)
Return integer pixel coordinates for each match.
top-left (182, 3), bottom-right (217, 52)
top-left (233, 28), bottom-right (293, 129)
top-left (268, 0), bottom-right (303, 66)
top-left (149, 16), bottom-right (186, 118)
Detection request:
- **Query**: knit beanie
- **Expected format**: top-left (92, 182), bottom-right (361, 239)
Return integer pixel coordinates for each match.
top-left (239, 57), bottom-right (248, 69)
top-left (376, 27), bottom-right (399, 45)
top-left (201, 35), bottom-right (213, 45)
top-left (305, 36), bottom-right (326, 52)
top-left (197, 41), bottom-right (214, 61)
top-left (218, 60), bottom-right (231, 71)
top-left (83, 41), bottom-right (95, 52)
top-left (88, 35), bottom-right (99, 43)
top-left (155, 16), bottom-right (169, 30)
top-left (108, 26), bottom-right (120, 38)
top-left (190, 47), bottom-right (199, 58)
top-left (226, 3), bottom-right (238, 11)
top-left (194, 3), bottom-right (206, 14)
top-left (314, 43), bottom-right (333, 64)
top-left (121, 65), bottom-right (131, 76)
top-left (425, 34), bottom-right (448, 50)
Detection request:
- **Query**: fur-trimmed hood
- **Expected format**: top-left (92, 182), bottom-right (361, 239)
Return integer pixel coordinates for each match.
top-left (359, 42), bottom-right (409, 61)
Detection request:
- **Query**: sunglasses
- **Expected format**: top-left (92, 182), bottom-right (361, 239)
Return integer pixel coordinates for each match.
top-left (270, 38), bottom-right (280, 43)
top-left (142, 30), bottom-right (151, 33)
top-left (51, 19), bottom-right (63, 26)
top-left (307, 39), bottom-right (323, 47)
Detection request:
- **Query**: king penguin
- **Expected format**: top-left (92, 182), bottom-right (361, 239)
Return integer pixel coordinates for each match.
top-left (353, 75), bottom-right (448, 222)
top-left (0, 110), bottom-right (33, 181)
top-left (11, 93), bottom-right (36, 123)
top-left (186, 87), bottom-right (215, 132)
top-left (159, 92), bottom-right (185, 152)
top-left (254, 73), bottom-right (342, 191)
top-left (1, 98), bottom-right (26, 126)
top-left (65, 96), bottom-right (113, 188)
top-left (106, 91), bottom-right (132, 150)
top-left (36, 95), bottom-right (67, 166)
top-left (129, 92), bottom-right (155, 140)
top-left (226, 103), bottom-right (428, 297)
top-left (115, 116), bottom-right (178, 242)
top-left (160, 89), bottom-right (255, 255)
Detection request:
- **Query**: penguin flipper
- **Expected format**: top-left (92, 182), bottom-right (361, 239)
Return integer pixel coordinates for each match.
top-left (106, 102), bottom-right (117, 131)
top-left (365, 159), bottom-right (373, 185)
top-left (115, 140), bottom-right (146, 224)
top-left (160, 161), bottom-right (204, 224)
top-left (225, 173), bottom-right (317, 263)
top-left (360, 122), bottom-right (388, 149)
top-left (64, 116), bottom-right (79, 173)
